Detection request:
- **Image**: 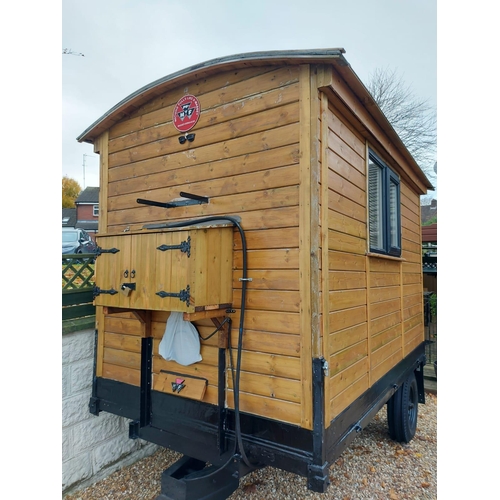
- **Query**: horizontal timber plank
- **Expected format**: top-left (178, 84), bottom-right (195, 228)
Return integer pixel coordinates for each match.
top-left (329, 305), bottom-right (367, 334)
top-left (370, 348), bottom-right (402, 386)
top-left (326, 105), bottom-right (366, 159)
top-left (233, 248), bottom-right (299, 270)
top-left (229, 309), bottom-right (300, 335)
top-left (402, 273), bottom-right (422, 286)
top-left (370, 324), bottom-right (401, 353)
top-left (329, 341), bottom-right (368, 376)
top-left (328, 323), bottom-right (367, 355)
top-left (403, 303), bottom-right (423, 320)
top-left (327, 128), bottom-right (365, 174)
top-left (369, 286), bottom-right (400, 304)
top-left (236, 330), bottom-right (301, 357)
top-left (104, 316), bottom-right (145, 336)
top-left (370, 298), bottom-right (401, 320)
top-left (328, 210), bottom-right (366, 239)
top-left (371, 337), bottom-right (401, 370)
top-left (153, 356), bottom-right (218, 383)
top-left (328, 190), bottom-right (366, 223)
top-left (102, 363), bottom-right (140, 386)
top-left (233, 269), bottom-right (300, 291)
top-left (369, 272), bottom-right (401, 287)
top-left (329, 357), bottom-right (369, 399)
top-left (227, 371), bottom-right (301, 403)
top-left (404, 330), bottom-right (423, 354)
top-left (103, 347), bottom-right (141, 369)
top-left (328, 229), bottom-right (366, 254)
top-left (233, 289), bottom-right (300, 313)
top-left (329, 271), bottom-right (367, 290)
top-left (403, 293), bottom-right (423, 309)
top-left (330, 374), bottom-right (369, 420)
top-left (238, 350), bottom-right (301, 379)
top-left (328, 289), bottom-right (366, 313)
top-left (328, 251), bottom-right (366, 272)
top-left (103, 332), bottom-right (142, 352)
top-left (369, 258), bottom-right (401, 273)
top-left (370, 310), bottom-right (401, 337)
top-left (226, 390), bottom-right (301, 426)
top-left (233, 226), bottom-right (299, 251)
top-left (328, 169), bottom-right (366, 207)
top-left (327, 149), bottom-right (366, 192)
top-left (403, 314), bottom-right (422, 333)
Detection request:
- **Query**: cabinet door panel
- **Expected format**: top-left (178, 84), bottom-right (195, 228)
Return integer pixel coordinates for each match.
top-left (95, 235), bottom-right (131, 308)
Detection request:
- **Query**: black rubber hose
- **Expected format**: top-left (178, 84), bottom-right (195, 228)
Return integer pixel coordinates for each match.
top-left (161, 216), bottom-right (253, 468)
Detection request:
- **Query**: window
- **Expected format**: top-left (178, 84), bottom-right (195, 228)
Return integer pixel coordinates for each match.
top-left (368, 150), bottom-right (401, 256)
top-left (93, 205), bottom-right (99, 217)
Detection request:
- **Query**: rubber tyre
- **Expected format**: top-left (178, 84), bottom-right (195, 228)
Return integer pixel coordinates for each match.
top-left (387, 372), bottom-right (418, 443)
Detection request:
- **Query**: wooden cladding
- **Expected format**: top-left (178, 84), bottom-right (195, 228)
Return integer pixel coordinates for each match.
top-left (93, 62), bottom-right (427, 431)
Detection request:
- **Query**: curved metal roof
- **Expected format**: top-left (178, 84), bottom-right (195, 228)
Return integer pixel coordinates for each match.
top-left (76, 48), bottom-right (347, 144)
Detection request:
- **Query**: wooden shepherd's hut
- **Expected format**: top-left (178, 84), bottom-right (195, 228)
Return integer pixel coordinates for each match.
top-left (78, 49), bottom-right (434, 499)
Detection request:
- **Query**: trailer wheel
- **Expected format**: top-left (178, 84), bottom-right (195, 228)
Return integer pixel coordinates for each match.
top-left (387, 372), bottom-right (418, 443)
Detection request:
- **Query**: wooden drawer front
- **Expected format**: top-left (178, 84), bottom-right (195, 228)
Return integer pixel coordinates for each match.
top-left (153, 371), bottom-right (207, 401)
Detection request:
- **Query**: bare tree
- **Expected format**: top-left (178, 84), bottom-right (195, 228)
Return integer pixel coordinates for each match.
top-left (367, 67), bottom-right (436, 175)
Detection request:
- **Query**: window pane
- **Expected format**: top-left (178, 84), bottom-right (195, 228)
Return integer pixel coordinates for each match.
top-left (368, 161), bottom-right (384, 250)
top-left (389, 180), bottom-right (399, 248)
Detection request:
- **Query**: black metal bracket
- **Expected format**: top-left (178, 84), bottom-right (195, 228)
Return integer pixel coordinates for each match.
top-left (93, 286), bottom-right (118, 299)
top-left (157, 236), bottom-right (191, 257)
top-left (137, 192), bottom-right (209, 209)
top-left (95, 246), bottom-right (120, 257)
top-left (156, 285), bottom-right (191, 305)
top-left (89, 396), bottom-right (100, 416)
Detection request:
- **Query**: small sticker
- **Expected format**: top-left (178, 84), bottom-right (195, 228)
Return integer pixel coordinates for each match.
top-left (172, 378), bottom-right (186, 393)
top-left (172, 95), bottom-right (200, 132)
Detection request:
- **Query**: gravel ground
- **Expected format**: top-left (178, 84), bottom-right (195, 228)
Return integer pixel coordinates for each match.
top-left (65, 393), bottom-right (436, 500)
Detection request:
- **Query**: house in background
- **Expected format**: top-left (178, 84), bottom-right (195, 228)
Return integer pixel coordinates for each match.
top-left (62, 207), bottom-right (77, 228)
top-left (421, 198), bottom-right (437, 225)
top-left (421, 219), bottom-right (437, 293)
top-left (62, 186), bottom-right (99, 241)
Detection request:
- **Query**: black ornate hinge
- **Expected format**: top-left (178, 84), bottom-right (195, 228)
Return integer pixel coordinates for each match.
top-left (156, 285), bottom-right (190, 305)
top-left (157, 236), bottom-right (191, 257)
top-left (93, 286), bottom-right (118, 299)
top-left (95, 246), bottom-right (120, 257)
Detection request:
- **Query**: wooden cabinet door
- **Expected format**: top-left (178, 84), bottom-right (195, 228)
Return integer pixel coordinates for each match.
top-left (94, 234), bottom-right (132, 308)
top-left (153, 230), bottom-right (193, 312)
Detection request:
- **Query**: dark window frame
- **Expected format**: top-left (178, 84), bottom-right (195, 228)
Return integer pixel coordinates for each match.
top-left (368, 150), bottom-right (401, 257)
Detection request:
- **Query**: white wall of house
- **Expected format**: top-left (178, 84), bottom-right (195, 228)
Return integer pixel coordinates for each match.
top-left (62, 328), bottom-right (158, 496)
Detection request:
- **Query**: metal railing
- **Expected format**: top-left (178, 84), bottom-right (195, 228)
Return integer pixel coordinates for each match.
top-left (423, 291), bottom-right (437, 365)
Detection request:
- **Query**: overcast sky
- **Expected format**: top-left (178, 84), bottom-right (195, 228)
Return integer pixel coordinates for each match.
top-left (62, 0), bottom-right (437, 190)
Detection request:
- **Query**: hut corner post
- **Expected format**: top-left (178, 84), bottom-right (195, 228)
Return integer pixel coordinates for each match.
top-left (308, 357), bottom-right (330, 492)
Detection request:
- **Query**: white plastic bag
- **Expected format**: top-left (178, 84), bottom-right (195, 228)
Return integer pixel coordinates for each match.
top-left (158, 312), bottom-right (202, 366)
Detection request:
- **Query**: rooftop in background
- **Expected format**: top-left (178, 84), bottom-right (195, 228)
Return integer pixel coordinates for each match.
top-left (422, 223), bottom-right (437, 243)
top-left (76, 186), bottom-right (99, 204)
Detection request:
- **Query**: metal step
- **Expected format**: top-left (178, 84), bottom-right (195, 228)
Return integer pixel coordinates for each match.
top-left (155, 455), bottom-right (242, 500)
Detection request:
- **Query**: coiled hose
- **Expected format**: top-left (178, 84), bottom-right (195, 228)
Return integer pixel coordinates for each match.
top-left (160, 215), bottom-right (253, 469)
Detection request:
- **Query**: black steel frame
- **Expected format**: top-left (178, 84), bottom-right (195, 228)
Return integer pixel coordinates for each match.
top-left (89, 337), bottom-right (426, 496)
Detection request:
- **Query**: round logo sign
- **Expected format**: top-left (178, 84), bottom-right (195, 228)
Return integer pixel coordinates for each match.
top-left (172, 95), bottom-right (201, 133)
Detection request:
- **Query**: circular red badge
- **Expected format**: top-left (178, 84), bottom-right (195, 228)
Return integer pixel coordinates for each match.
top-left (172, 94), bottom-right (201, 133)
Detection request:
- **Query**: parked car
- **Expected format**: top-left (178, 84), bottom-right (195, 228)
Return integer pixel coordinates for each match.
top-left (62, 228), bottom-right (97, 255)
